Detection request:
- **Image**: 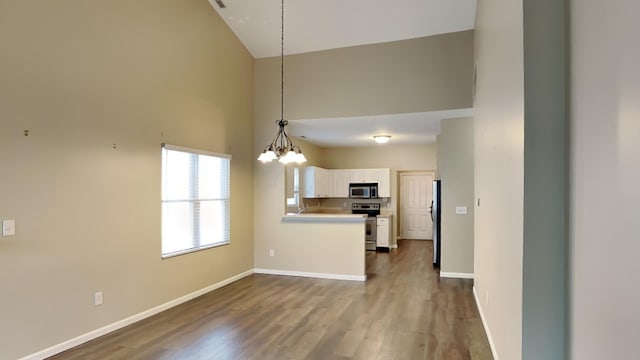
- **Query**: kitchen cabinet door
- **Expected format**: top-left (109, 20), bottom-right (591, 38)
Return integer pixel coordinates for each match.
top-left (377, 217), bottom-right (391, 248)
top-left (377, 168), bottom-right (391, 197)
top-left (350, 169), bottom-right (379, 183)
top-left (329, 169), bottom-right (350, 197)
top-left (303, 166), bottom-right (329, 198)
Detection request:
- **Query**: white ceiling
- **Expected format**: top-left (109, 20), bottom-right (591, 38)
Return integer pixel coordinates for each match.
top-left (209, 0), bottom-right (477, 147)
top-left (210, 0), bottom-right (476, 58)
top-left (287, 109), bottom-right (473, 148)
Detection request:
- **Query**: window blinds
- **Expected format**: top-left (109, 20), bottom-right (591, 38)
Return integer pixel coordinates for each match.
top-left (161, 144), bottom-right (231, 257)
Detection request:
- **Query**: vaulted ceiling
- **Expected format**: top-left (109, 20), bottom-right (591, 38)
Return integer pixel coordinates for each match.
top-left (209, 0), bottom-right (477, 147)
top-left (209, 0), bottom-right (476, 58)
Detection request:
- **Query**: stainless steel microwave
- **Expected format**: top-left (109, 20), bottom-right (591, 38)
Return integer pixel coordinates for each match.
top-left (349, 183), bottom-right (378, 199)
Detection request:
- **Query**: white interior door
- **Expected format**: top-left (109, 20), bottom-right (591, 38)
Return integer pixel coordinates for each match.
top-left (400, 172), bottom-right (434, 240)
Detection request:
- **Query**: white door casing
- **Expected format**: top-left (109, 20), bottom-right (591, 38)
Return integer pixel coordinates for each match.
top-left (400, 172), bottom-right (434, 240)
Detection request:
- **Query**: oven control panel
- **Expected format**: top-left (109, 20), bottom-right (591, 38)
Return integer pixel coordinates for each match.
top-left (352, 203), bottom-right (380, 211)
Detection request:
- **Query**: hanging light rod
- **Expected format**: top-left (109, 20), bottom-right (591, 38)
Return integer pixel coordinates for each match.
top-left (257, 0), bottom-right (306, 165)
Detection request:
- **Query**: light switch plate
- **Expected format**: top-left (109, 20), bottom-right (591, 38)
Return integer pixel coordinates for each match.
top-left (2, 219), bottom-right (16, 236)
top-left (455, 207), bottom-right (468, 215)
top-left (94, 291), bottom-right (103, 306)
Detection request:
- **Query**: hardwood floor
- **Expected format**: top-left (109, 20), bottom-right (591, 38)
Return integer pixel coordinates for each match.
top-left (49, 240), bottom-right (492, 360)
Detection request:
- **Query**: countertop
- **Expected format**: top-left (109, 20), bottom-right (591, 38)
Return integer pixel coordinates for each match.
top-left (282, 213), bottom-right (367, 223)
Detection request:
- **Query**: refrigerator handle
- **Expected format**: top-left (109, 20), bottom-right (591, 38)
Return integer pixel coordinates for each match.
top-left (429, 200), bottom-right (434, 221)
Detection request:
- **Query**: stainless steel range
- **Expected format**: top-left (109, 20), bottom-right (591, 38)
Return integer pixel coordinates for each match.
top-left (352, 203), bottom-right (380, 251)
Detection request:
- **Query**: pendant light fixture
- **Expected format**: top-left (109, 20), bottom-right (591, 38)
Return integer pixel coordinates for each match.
top-left (257, 0), bottom-right (307, 165)
top-left (373, 135), bottom-right (391, 144)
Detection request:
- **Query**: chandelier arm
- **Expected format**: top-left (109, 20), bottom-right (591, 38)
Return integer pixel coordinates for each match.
top-left (277, 135), bottom-right (285, 153)
top-left (275, 119), bottom-right (287, 152)
top-left (268, 124), bottom-right (281, 147)
top-left (282, 129), bottom-right (296, 150)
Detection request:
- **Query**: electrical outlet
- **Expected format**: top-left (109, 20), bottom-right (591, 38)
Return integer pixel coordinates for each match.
top-left (269, 249), bottom-right (275, 257)
top-left (94, 291), bottom-right (103, 306)
top-left (455, 206), bottom-right (468, 215)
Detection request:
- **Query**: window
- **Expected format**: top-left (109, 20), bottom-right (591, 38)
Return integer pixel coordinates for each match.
top-left (286, 167), bottom-right (300, 208)
top-left (161, 144), bottom-right (230, 258)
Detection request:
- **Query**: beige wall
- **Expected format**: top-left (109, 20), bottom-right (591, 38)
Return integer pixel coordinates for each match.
top-left (0, 1), bottom-right (254, 358)
top-left (570, 1), bottom-right (640, 358)
top-left (474, 0), bottom-right (525, 359)
top-left (254, 142), bottom-right (435, 271)
top-left (288, 31), bottom-right (473, 119)
top-left (255, 219), bottom-right (366, 279)
top-left (254, 157), bottom-right (369, 278)
top-left (254, 33), bottom-right (470, 274)
top-left (321, 144), bottom-right (437, 170)
top-left (255, 31), bottom-right (474, 121)
top-left (475, 1), bottom-right (570, 359)
top-left (438, 118), bottom-right (474, 275)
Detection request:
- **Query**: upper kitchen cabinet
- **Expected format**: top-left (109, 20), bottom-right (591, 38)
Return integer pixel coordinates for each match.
top-left (303, 167), bottom-right (391, 199)
top-left (350, 169), bottom-right (379, 183)
top-left (350, 168), bottom-right (391, 198)
top-left (303, 166), bottom-right (329, 198)
top-left (377, 168), bottom-right (391, 197)
top-left (329, 169), bottom-right (351, 198)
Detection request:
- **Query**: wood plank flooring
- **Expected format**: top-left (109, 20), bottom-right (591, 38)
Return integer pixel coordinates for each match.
top-left (48, 240), bottom-right (493, 360)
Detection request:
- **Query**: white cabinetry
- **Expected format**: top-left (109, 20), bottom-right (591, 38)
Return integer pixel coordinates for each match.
top-left (329, 169), bottom-right (350, 198)
top-left (303, 166), bottom-right (329, 198)
top-left (376, 216), bottom-right (392, 248)
top-left (302, 167), bottom-right (391, 199)
top-left (350, 169), bottom-right (379, 183)
top-left (348, 168), bottom-right (391, 197)
top-left (377, 168), bottom-right (391, 197)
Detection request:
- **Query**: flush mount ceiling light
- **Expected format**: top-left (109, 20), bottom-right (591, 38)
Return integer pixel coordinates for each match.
top-left (374, 135), bottom-right (391, 144)
top-left (257, 0), bottom-right (306, 165)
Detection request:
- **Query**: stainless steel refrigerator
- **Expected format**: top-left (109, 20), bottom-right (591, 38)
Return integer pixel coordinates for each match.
top-left (431, 180), bottom-right (441, 267)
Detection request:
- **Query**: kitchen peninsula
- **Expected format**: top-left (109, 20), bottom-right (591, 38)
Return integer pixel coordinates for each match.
top-left (254, 213), bottom-right (367, 282)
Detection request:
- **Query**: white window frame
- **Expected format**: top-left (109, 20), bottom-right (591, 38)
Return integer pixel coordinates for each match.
top-left (286, 167), bottom-right (300, 207)
top-left (161, 144), bottom-right (231, 258)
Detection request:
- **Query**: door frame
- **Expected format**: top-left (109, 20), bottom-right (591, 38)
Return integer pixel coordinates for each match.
top-left (397, 170), bottom-right (436, 240)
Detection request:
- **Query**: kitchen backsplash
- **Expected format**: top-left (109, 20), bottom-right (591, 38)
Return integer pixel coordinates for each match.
top-left (301, 197), bottom-right (394, 215)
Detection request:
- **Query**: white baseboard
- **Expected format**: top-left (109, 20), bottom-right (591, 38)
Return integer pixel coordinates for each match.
top-left (254, 268), bottom-right (366, 282)
top-left (440, 271), bottom-right (474, 279)
top-left (390, 244), bottom-right (398, 249)
top-left (19, 269), bottom-right (255, 360)
top-left (473, 286), bottom-right (500, 360)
